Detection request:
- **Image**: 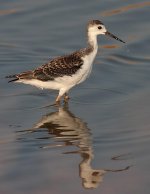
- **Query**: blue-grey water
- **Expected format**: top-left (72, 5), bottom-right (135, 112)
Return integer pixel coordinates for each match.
top-left (0, 0), bottom-right (150, 193)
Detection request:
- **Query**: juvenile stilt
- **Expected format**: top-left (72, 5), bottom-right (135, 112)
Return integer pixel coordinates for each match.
top-left (6, 20), bottom-right (125, 105)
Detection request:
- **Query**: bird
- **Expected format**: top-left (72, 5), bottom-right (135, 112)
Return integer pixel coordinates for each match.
top-left (6, 20), bottom-right (125, 104)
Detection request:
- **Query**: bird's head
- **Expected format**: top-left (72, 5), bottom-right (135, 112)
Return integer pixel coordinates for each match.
top-left (87, 20), bottom-right (125, 43)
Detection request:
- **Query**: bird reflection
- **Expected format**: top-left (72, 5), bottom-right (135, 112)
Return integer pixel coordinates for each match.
top-left (19, 104), bottom-right (130, 189)
top-left (32, 104), bottom-right (104, 189)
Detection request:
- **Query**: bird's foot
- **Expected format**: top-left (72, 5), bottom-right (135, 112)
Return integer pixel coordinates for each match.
top-left (64, 94), bottom-right (70, 103)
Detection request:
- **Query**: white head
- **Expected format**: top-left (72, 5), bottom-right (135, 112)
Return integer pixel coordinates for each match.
top-left (87, 20), bottom-right (125, 43)
top-left (87, 20), bottom-right (106, 36)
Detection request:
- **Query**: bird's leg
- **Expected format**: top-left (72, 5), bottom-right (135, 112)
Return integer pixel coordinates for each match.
top-left (56, 89), bottom-right (69, 104)
top-left (55, 95), bottom-right (62, 105)
top-left (64, 93), bottom-right (70, 103)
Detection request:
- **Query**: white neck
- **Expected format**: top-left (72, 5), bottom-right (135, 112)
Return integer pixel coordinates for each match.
top-left (87, 32), bottom-right (98, 50)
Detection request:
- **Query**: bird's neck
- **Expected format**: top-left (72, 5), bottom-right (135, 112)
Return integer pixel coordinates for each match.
top-left (83, 32), bottom-right (98, 58)
top-left (87, 32), bottom-right (98, 51)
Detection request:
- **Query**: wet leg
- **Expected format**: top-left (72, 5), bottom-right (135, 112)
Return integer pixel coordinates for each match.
top-left (64, 93), bottom-right (70, 103)
top-left (55, 95), bottom-right (62, 105)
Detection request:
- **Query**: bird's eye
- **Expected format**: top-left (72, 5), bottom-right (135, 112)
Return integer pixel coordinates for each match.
top-left (98, 26), bottom-right (102, 29)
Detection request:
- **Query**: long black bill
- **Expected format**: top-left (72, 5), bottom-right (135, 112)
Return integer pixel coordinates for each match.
top-left (105, 31), bottom-right (125, 43)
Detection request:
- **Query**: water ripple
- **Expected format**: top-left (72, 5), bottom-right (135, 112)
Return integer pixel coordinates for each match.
top-left (101, 2), bottom-right (150, 17)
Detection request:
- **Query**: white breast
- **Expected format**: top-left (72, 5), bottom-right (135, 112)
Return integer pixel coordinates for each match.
top-left (77, 48), bottom-right (97, 84)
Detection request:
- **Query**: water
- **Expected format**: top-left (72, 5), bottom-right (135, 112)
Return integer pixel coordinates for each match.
top-left (0, 0), bottom-right (150, 193)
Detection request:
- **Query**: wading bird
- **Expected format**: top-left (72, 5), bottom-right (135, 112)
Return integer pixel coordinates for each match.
top-left (6, 20), bottom-right (125, 104)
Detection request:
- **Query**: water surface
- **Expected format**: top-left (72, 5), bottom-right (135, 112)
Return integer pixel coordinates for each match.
top-left (0, 0), bottom-right (150, 193)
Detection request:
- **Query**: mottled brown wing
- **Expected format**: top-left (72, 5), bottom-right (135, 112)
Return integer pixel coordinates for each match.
top-left (33, 53), bottom-right (83, 81)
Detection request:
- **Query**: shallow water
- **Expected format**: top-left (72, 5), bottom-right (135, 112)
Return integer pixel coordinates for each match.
top-left (0, 0), bottom-right (150, 193)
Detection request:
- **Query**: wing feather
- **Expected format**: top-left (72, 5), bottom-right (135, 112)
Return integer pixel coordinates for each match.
top-left (6, 51), bottom-right (84, 82)
top-left (33, 53), bottom-right (83, 81)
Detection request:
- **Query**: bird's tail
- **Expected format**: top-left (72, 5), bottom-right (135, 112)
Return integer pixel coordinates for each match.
top-left (5, 75), bottom-right (19, 82)
top-left (6, 71), bottom-right (34, 82)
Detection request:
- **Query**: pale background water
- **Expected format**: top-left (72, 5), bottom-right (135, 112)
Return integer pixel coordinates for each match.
top-left (0, 0), bottom-right (150, 193)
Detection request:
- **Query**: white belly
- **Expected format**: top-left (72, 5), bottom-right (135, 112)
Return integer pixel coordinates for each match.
top-left (16, 79), bottom-right (63, 90)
